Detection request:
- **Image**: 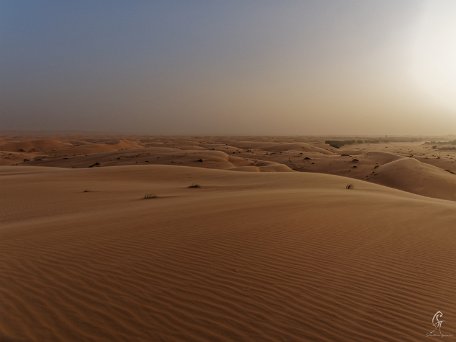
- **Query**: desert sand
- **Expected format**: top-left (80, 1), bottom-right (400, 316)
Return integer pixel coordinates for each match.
top-left (1, 135), bottom-right (456, 341)
top-left (1, 135), bottom-right (456, 200)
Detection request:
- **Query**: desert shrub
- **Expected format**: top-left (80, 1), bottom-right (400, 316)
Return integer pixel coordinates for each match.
top-left (326, 140), bottom-right (350, 148)
top-left (325, 140), bottom-right (364, 148)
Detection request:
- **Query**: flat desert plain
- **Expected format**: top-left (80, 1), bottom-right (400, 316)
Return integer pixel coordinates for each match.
top-left (1, 135), bottom-right (456, 341)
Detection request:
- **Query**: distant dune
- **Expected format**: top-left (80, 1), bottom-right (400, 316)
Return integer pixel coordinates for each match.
top-left (370, 157), bottom-right (456, 201)
top-left (1, 135), bottom-right (455, 202)
top-left (232, 141), bottom-right (335, 154)
top-left (0, 138), bottom-right (71, 153)
top-left (1, 165), bottom-right (456, 341)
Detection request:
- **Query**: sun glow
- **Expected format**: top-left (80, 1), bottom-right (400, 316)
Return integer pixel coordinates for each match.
top-left (410, 0), bottom-right (456, 112)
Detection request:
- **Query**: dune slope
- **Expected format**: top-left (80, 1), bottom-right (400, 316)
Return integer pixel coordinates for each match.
top-left (370, 157), bottom-right (456, 201)
top-left (1, 165), bottom-right (456, 341)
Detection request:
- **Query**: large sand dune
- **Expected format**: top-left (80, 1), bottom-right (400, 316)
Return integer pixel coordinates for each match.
top-left (2, 165), bottom-right (456, 341)
top-left (370, 157), bottom-right (456, 201)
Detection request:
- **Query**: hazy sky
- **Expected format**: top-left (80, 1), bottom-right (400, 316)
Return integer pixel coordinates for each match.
top-left (1, 0), bottom-right (455, 135)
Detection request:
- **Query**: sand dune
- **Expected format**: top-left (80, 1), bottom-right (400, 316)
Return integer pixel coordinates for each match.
top-left (0, 138), bottom-right (71, 153)
top-left (364, 151), bottom-right (402, 164)
top-left (232, 141), bottom-right (335, 154)
top-left (2, 165), bottom-right (456, 341)
top-left (370, 157), bottom-right (456, 201)
top-left (1, 135), bottom-right (456, 201)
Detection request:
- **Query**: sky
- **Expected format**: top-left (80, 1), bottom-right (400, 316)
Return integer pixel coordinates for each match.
top-left (1, 0), bottom-right (455, 135)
